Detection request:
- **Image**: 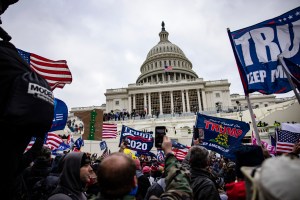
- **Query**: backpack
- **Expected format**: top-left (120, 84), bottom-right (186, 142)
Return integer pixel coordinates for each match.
top-left (31, 175), bottom-right (59, 200)
top-left (0, 41), bottom-right (54, 137)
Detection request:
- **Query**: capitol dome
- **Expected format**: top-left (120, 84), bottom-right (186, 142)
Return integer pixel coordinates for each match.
top-left (136, 21), bottom-right (198, 84)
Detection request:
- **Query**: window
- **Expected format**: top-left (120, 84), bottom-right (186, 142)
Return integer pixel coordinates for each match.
top-left (115, 101), bottom-right (119, 105)
top-left (215, 93), bottom-right (220, 98)
top-left (264, 104), bottom-right (268, 107)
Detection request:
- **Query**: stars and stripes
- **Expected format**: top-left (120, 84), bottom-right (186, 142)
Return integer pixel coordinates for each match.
top-left (276, 129), bottom-right (300, 153)
top-left (17, 49), bottom-right (72, 90)
top-left (102, 123), bottom-right (117, 139)
top-left (172, 148), bottom-right (189, 161)
top-left (164, 65), bottom-right (173, 71)
top-left (45, 132), bottom-right (63, 150)
top-left (100, 147), bottom-right (111, 160)
top-left (24, 137), bottom-right (36, 153)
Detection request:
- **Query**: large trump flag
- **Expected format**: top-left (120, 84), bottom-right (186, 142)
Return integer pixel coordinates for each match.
top-left (195, 113), bottom-right (250, 159)
top-left (228, 6), bottom-right (300, 95)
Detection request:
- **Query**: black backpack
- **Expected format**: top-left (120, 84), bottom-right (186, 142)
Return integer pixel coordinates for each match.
top-left (0, 40), bottom-right (54, 137)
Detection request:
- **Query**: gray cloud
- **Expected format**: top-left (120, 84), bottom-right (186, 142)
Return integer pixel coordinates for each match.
top-left (2, 0), bottom-right (298, 108)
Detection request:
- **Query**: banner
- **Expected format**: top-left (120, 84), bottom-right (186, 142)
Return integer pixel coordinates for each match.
top-left (228, 6), bottom-right (300, 95)
top-left (49, 98), bottom-right (68, 132)
top-left (252, 132), bottom-right (275, 155)
top-left (195, 113), bottom-right (250, 158)
top-left (119, 125), bottom-right (154, 152)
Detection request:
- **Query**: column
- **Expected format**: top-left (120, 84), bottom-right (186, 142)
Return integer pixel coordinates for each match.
top-left (180, 73), bottom-right (182, 80)
top-left (162, 73), bottom-right (165, 82)
top-left (156, 74), bottom-right (159, 82)
top-left (133, 94), bottom-right (136, 110)
top-left (197, 89), bottom-right (202, 111)
top-left (201, 90), bottom-right (207, 111)
top-left (170, 91), bottom-right (174, 115)
top-left (181, 90), bottom-right (186, 113)
top-left (144, 93), bottom-right (147, 114)
top-left (186, 90), bottom-right (190, 112)
top-left (128, 95), bottom-right (132, 113)
top-left (159, 92), bottom-right (163, 115)
top-left (148, 93), bottom-right (152, 116)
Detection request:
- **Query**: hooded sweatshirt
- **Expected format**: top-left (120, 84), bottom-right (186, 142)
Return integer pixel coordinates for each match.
top-left (48, 152), bottom-right (88, 200)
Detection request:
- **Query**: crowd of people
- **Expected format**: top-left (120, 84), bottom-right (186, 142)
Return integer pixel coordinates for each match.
top-left (7, 133), bottom-right (300, 200)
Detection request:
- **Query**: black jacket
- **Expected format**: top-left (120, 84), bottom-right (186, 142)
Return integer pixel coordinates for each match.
top-left (190, 167), bottom-right (221, 200)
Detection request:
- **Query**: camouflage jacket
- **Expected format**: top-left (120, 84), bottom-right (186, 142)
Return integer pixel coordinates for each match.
top-left (149, 153), bottom-right (193, 200)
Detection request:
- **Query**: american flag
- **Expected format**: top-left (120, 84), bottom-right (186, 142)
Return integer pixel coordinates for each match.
top-left (164, 65), bottom-right (173, 71)
top-left (100, 147), bottom-right (111, 160)
top-left (276, 129), bottom-right (300, 153)
top-left (102, 123), bottom-right (117, 139)
top-left (24, 137), bottom-right (36, 153)
top-left (45, 132), bottom-right (63, 150)
top-left (172, 148), bottom-right (189, 161)
top-left (17, 49), bottom-right (72, 90)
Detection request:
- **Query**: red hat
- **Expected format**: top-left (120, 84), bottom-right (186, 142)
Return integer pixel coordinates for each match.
top-left (142, 166), bottom-right (151, 173)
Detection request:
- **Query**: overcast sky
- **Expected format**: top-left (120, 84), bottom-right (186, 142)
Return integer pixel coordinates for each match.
top-left (2, 0), bottom-right (299, 109)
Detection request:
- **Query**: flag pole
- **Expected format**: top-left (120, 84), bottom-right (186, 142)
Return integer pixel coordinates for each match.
top-left (278, 55), bottom-right (300, 104)
top-left (246, 95), bottom-right (262, 146)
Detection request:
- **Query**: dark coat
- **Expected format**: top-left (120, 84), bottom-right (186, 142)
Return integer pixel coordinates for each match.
top-left (190, 168), bottom-right (221, 200)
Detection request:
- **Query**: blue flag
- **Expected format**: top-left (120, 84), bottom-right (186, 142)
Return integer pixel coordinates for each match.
top-left (156, 150), bottom-right (165, 163)
top-left (56, 142), bottom-right (70, 151)
top-left (228, 6), bottom-right (300, 95)
top-left (195, 113), bottom-right (250, 159)
top-left (99, 141), bottom-right (107, 151)
top-left (282, 57), bottom-right (300, 90)
top-left (75, 137), bottom-right (84, 149)
top-left (119, 125), bottom-right (154, 152)
top-left (171, 139), bottom-right (189, 149)
top-left (49, 98), bottom-right (68, 132)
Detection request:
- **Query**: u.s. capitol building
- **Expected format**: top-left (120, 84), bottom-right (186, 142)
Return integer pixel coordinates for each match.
top-left (105, 22), bottom-right (231, 116)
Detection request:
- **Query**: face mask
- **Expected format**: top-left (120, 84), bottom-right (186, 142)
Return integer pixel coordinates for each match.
top-left (128, 185), bottom-right (138, 196)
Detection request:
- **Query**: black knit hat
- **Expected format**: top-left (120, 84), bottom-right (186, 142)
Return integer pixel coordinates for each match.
top-left (234, 145), bottom-right (265, 179)
top-left (81, 153), bottom-right (91, 167)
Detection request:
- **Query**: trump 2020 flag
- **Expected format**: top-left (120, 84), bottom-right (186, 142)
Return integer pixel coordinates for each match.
top-left (228, 6), bottom-right (300, 95)
top-left (119, 125), bottom-right (154, 152)
top-left (49, 98), bottom-right (68, 132)
top-left (195, 113), bottom-right (250, 158)
top-left (17, 49), bottom-right (72, 90)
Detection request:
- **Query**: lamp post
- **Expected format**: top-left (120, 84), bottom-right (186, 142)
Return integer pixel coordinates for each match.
top-left (236, 101), bottom-right (243, 121)
top-left (239, 111), bottom-right (243, 121)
